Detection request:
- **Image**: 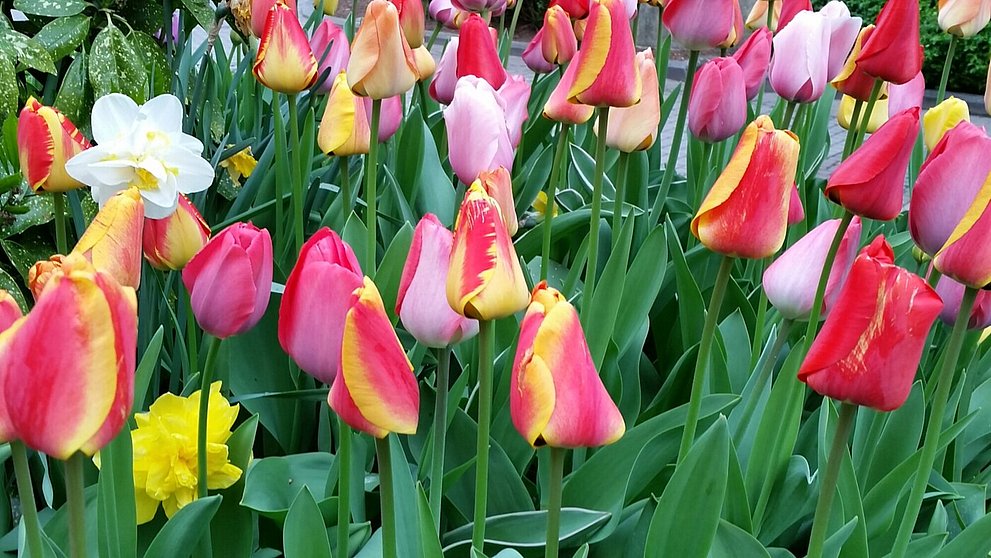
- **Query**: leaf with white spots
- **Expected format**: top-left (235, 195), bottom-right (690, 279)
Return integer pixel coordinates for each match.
top-left (88, 23), bottom-right (148, 103)
top-left (0, 30), bottom-right (56, 74)
top-left (33, 15), bottom-right (91, 61)
top-left (55, 52), bottom-right (88, 124)
top-left (128, 31), bottom-right (170, 97)
top-left (0, 52), bottom-right (16, 119)
top-left (13, 0), bottom-right (86, 17)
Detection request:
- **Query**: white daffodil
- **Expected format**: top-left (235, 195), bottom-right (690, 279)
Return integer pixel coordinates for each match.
top-left (65, 94), bottom-right (215, 219)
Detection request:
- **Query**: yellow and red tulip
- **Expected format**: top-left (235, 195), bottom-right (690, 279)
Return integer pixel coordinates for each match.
top-left (521, 5), bottom-right (577, 73)
top-left (17, 97), bottom-right (90, 193)
top-left (567, 0), bottom-right (642, 108)
top-left (923, 97), bottom-right (970, 152)
top-left (347, 0), bottom-right (420, 99)
top-left (142, 194), bottom-right (210, 271)
top-left (27, 255), bottom-right (64, 301)
top-left (251, 0), bottom-right (298, 37)
top-left (319, 72), bottom-right (374, 156)
top-left (933, 172), bottom-right (991, 289)
top-left (70, 188), bottom-right (144, 289)
top-left (606, 49), bottom-right (661, 152)
top-left (478, 167), bottom-right (518, 236)
top-left (253, 0), bottom-right (318, 93)
top-left (543, 57), bottom-right (595, 124)
top-left (832, 26), bottom-right (878, 102)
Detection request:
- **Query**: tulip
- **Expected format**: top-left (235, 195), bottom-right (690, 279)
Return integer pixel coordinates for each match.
top-left (0, 291), bottom-right (21, 332)
top-left (688, 57), bottom-right (747, 143)
top-left (456, 14), bottom-right (508, 89)
top-left (568, 0), bottom-right (642, 107)
top-left (315, 0), bottom-right (338, 15)
top-left (837, 94), bottom-right (888, 133)
top-left (27, 255), bottom-right (64, 301)
top-left (251, 0), bottom-right (298, 37)
top-left (17, 97), bottom-right (90, 193)
top-left (889, 72), bottom-right (925, 117)
top-left (923, 96), bottom-right (970, 151)
top-left (606, 49), bottom-right (662, 152)
top-left (763, 217), bottom-right (862, 321)
top-left (856, 0), bottom-right (923, 85)
top-left (789, 185), bottom-right (806, 225)
top-left (768, 10), bottom-right (830, 103)
top-left (372, 96), bottom-right (405, 141)
top-left (663, 0), bottom-right (741, 50)
top-left (745, 0), bottom-right (781, 30)
top-left (938, 0), bottom-right (991, 36)
top-left (319, 73), bottom-right (373, 156)
top-left (396, 215), bottom-right (479, 347)
top-left (429, 0), bottom-right (468, 28)
top-left (933, 172), bottom-right (991, 289)
top-left (910, 122), bottom-right (991, 257)
top-left (444, 77), bottom-right (515, 185)
top-left (832, 26), bottom-right (878, 102)
top-left (778, 0), bottom-right (812, 31)
top-left (310, 20), bottom-right (350, 94)
top-left (71, 188), bottom-right (144, 289)
top-left (799, 236), bottom-right (942, 412)
top-left (143, 194), bottom-right (210, 271)
top-left (935, 276), bottom-right (991, 329)
top-left (522, 5), bottom-right (577, 74)
top-left (280, 228), bottom-right (363, 383)
top-left (0, 255), bottom-right (137, 458)
top-left (550, 0), bottom-right (589, 19)
top-left (329, 276), bottom-right (419, 437)
top-left (447, 181), bottom-right (530, 320)
top-left (691, 115), bottom-right (800, 259)
top-left (543, 58), bottom-right (595, 124)
top-left (825, 107), bottom-right (919, 221)
top-left (391, 0), bottom-right (425, 47)
top-left (819, 1), bottom-right (862, 81)
top-left (183, 223), bottom-right (273, 339)
top-left (478, 167), bottom-right (518, 236)
top-left (732, 29), bottom-right (772, 101)
top-left (347, 0), bottom-right (420, 99)
top-left (499, 75), bottom-right (532, 148)
top-left (413, 45), bottom-right (436, 80)
top-left (510, 282), bottom-right (625, 448)
top-left (522, 35), bottom-right (556, 74)
top-left (452, 0), bottom-right (507, 15)
top-left (986, 59), bottom-right (991, 116)
top-left (253, 0), bottom-right (318, 93)
top-left (429, 37), bottom-right (459, 104)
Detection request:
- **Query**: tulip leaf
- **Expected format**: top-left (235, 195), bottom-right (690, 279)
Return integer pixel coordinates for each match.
top-left (821, 518), bottom-right (859, 558)
top-left (33, 15), bottom-right (90, 61)
top-left (441, 508), bottom-right (610, 550)
top-left (54, 51), bottom-right (88, 125)
top-left (283, 487), bottom-right (332, 558)
top-left (0, 53), bottom-right (16, 123)
top-left (211, 415), bottom-right (257, 558)
top-left (666, 218), bottom-right (704, 351)
top-left (586, 216), bottom-right (633, 369)
top-left (143, 495), bottom-right (222, 558)
top-left (133, 326), bottom-right (165, 412)
top-left (709, 520), bottom-right (770, 558)
top-left (241, 453), bottom-right (335, 523)
top-left (88, 23), bottom-right (147, 104)
top-left (395, 106), bottom-right (455, 226)
top-left (376, 222), bottom-right (413, 322)
top-left (13, 0), bottom-right (85, 16)
top-left (758, 455), bottom-right (815, 545)
top-left (416, 483), bottom-right (444, 558)
top-left (96, 429), bottom-right (137, 558)
top-left (1, 194), bottom-right (55, 240)
top-left (612, 225), bottom-right (667, 355)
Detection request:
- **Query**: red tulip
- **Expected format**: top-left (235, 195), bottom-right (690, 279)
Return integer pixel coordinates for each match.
top-left (17, 97), bottom-right (90, 193)
top-left (567, 0), bottom-right (641, 107)
top-left (663, 0), bottom-right (742, 50)
top-left (825, 107), bottom-right (920, 221)
top-left (456, 14), bottom-right (507, 89)
top-left (935, 275), bottom-right (991, 329)
top-left (778, 0), bottom-right (812, 30)
top-left (251, 0), bottom-right (298, 37)
top-left (732, 28), bottom-right (772, 100)
top-left (799, 236), bottom-right (942, 412)
top-left (856, 0), bottom-right (923, 85)
top-left (143, 194), bottom-right (210, 271)
top-left (549, 0), bottom-right (588, 19)
top-left (688, 57), bottom-right (748, 143)
top-left (832, 25), bottom-right (877, 102)
top-left (788, 185), bottom-right (806, 225)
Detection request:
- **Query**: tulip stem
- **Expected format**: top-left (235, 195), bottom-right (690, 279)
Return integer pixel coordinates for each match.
top-left (184, 287), bottom-right (199, 382)
top-left (273, 97), bottom-right (288, 255)
top-left (891, 287), bottom-right (979, 558)
top-left (806, 402), bottom-right (858, 558)
top-left (766, 0), bottom-right (775, 30)
top-left (780, 101), bottom-right (797, 131)
top-left (678, 255), bottom-right (734, 463)
top-left (651, 50), bottom-right (699, 226)
top-left (11, 442), bottom-right (43, 558)
top-left (504, 0), bottom-right (525, 67)
top-left (801, 211), bottom-right (853, 355)
top-left (544, 447), bottom-right (567, 558)
top-left (53, 192), bottom-right (68, 255)
top-left (337, 421), bottom-right (352, 558)
top-left (375, 436), bottom-right (397, 558)
top-left (733, 319), bottom-right (793, 443)
top-left (340, 156), bottom-right (352, 215)
top-left (541, 124), bottom-right (571, 281)
top-left (287, 94), bottom-right (305, 255)
top-left (937, 35), bottom-right (957, 105)
top-left (472, 319), bottom-right (495, 552)
top-left (582, 107), bottom-right (610, 325)
top-left (842, 100), bottom-right (864, 160)
top-left (853, 80), bottom-right (883, 149)
top-left (366, 99), bottom-right (382, 273)
top-left (613, 151), bottom-right (630, 246)
top-left (197, 336), bottom-right (223, 499)
top-left (429, 346), bottom-right (451, 533)
top-left (65, 452), bottom-right (87, 558)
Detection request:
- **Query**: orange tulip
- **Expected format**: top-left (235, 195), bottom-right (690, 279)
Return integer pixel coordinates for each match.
top-left (27, 255), bottom-right (65, 301)
top-left (70, 188), bottom-right (144, 289)
top-left (142, 194), bottom-right (211, 271)
top-left (567, 0), bottom-right (642, 108)
top-left (347, 0), bottom-right (420, 99)
top-left (253, 0), bottom-right (318, 93)
top-left (17, 97), bottom-right (90, 193)
top-left (606, 49), bottom-right (661, 152)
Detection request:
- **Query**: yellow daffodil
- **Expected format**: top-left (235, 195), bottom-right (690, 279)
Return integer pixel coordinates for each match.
top-left (532, 191), bottom-right (559, 220)
top-left (219, 146), bottom-right (258, 184)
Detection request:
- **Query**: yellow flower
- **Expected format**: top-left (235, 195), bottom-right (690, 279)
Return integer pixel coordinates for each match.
top-left (923, 96), bottom-right (970, 151)
top-left (131, 382), bottom-right (242, 524)
top-left (532, 191), bottom-right (559, 220)
top-left (219, 147), bottom-right (258, 184)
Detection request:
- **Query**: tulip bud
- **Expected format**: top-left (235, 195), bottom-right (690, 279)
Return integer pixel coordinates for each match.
top-left (933, 171), bottom-right (991, 289)
top-left (429, 0), bottom-right (469, 29)
top-left (456, 14), bottom-right (508, 89)
top-left (935, 275), bottom-right (991, 329)
top-left (0, 255), bottom-right (137, 458)
top-left (543, 57), bottom-right (595, 124)
top-left (397, 215), bottom-right (479, 347)
top-left (251, 0), bottom-right (298, 37)
top-left (888, 72), bottom-right (926, 117)
top-left (280, 228), bottom-right (363, 384)
top-left (391, 0), bottom-right (426, 48)
top-left (447, 181), bottom-right (530, 320)
top-left (832, 26), bottom-right (878, 102)
top-left (550, 0), bottom-right (589, 19)
top-left (522, 35), bottom-right (556, 74)
top-left (568, 0), bottom-right (642, 107)
top-left (347, 0), bottom-right (420, 99)
top-left (499, 75), bottom-right (532, 148)
top-left (253, 0), bottom-right (318, 93)
top-left (522, 5), bottom-right (577, 74)
top-left (452, 0), bottom-right (507, 16)
top-left (17, 97), bottom-right (90, 193)
top-left (856, 0), bottom-right (923, 85)
top-left (329, 276), bottom-right (419, 438)
top-left (605, 49), bottom-right (661, 152)
top-left (0, 291), bottom-right (22, 332)
top-left (938, 0), bottom-right (991, 37)
top-left (819, 2), bottom-right (862, 81)
top-left (837, 94), bottom-right (888, 133)
top-left (732, 29), bottom-right (771, 101)
top-left (27, 255), bottom-right (64, 301)
top-left (71, 188), bottom-right (144, 289)
top-left (413, 46), bottom-right (436, 80)
top-left (510, 282), bottom-right (625, 448)
top-left (688, 57), bottom-right (747, 143)
top-left (763, 217), bottom-right (862, 321)
top-left (664, 0), bottom-right (742, 50)
top-left (142, 194), bottom-right (211, 271)
top-left (183, 223), bottom-right (274, 339)
top-left (923, 97), bottom-right (970, 152)
top-left (788, 185), bottom-right (806, 225)
top-left (429, 37), bottom-right (459, 104)
top-left (691, 115), bottom-right (800, 259)
top-left (444, 77), bottom-right (516, 185)
top-left (799, 236), bottom-right (942, 412)
top-left (478, 167), bottom-right (518, 236)
top-left (319, 73), bottom-right (373, 156)
top-left (768, 10), bottom-right (830, 103)
top-left (310, 20), bottom-right (351, 94)
top-left (315, 0), bottom-right (339, 15)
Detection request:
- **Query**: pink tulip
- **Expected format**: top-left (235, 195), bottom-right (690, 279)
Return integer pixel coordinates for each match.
top-left (452, 0), bottom-right (507, 16)
top-left (429, 0), bottom-right (468, 28)
top-left (310, 20), bottom-right (351, 94)
top-left (0, 291), bottom-right (21, 332)
top-left (522, 36), bottom-right (556, 73)
top-left (689, 57), bottom-right (747, 143)
top-left (251, 0), bottom-right (298, 37)
top-left (522, 5), bottom-right (577, 74)
top-left (444, 76), bottom-right (515, 184)
top-left (769, 10), bottom-right (830, 103)
top-left (363, 95), bottom-right (404, 141)
top-left (888, 72), bottom-right (925, 118)
top-left (543, 51), bottom-right (595, 124)
top-left (732, 28), bottom-right (771, 100)
top-left (819, 1), bottom-right (862, 81)
top-left (935, 275), bottom-right (991, 329)
top-left (396, 214), bottom-right (479, 347)
top-left (498, 75), bottom-right (531, 148)
top-left (429, 37), bottom-right (459, 104)
top-left (789, 185), bottom-right (806, 225)
top-left (663, 0), bottom-right (742, 50)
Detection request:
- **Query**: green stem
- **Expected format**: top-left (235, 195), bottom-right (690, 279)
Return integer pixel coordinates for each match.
top-left (426, 24), bottom-right (443, 51)
top-left (197, 336), bottom-right (223, 498)
top-left (581, 107), bottom-right (610, 326)
top-left (430, 347), bottom-right (451, 533)
top-left (53, 192), bottom-right (68, 255)
top-left (678, 256), bottom-right (734, 463)
top-left (11, 442), bottom-right (42, 558)
top-left (340, 156), bottom-right (352, 215)
top-left (65, 453), bottom-right (87, 558)
top-left (375, 436), bottom-right (397, 558)
top-left (806, 402), bottom-right (858, 558)
top-left (853, 80), bottom-right (883, 149)
top-left (937, 35), bottom-right (957, 105)
top-left (842, 99), bottom-right (864, 160)
top-left (347, 0), bottom-right (359, 40)
top-left (734, 319), bottom-right (793, 442)
top-left (651, 50), bottom-right (700, 226)
top-left (472, 320), bottom-right (495, 552)
top-left (749, 273), bottom-right (770, 369)
top-left (287, 94), bottom-right (305, 255)
top-left (366, 99), bottom-right (382, 273)
top-left (767, 0), bottom-right (775, 30)
top-left (504, 0), bottom-right (525, 67)
top-left (337, 422), bottom-right (352, 558)
top-left (801, 212), bottom-right (854, 355)
top-left (927, 266), bottom-right (942, 289)
top-left (654, 6), bottom-right (665, 151)
top-left (544, 447), bottom-right (567, 558)
top-left (273, 98), bottom-right (287, 253)
top-left (780, 101), bottom-right (797, 131)
top-left (185, 286), bottom-right (199, 383)
top-left (541, 124), bottom-right (571, 282)
top-left (891, 287), bottom-right (979, 558)
top-left (613, 152), bottom-right (630, 246)
top-left (185, 15), bottom-right (223, 134)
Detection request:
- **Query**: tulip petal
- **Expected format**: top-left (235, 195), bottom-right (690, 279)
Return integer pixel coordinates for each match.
top-left (71, 188), bottom-right (145, 289)
top-left (347, 0), bottom-right (420, 99)
top-left (253, 0), bottom-right (319, 93)
top-left (934, 173), bottom-right (991, 288)
top-left (568, 0), bottom-right (641, 107)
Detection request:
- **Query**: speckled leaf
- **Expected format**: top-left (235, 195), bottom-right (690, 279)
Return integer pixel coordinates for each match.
top-left (116, 0), bottom-right (164, 35)
top-left (88, 24), bottom-right (147, 103)
top-left (1, 30), bottom-right (56, 74)
top-left (55, 52), bottom-right (87, 123)
top-left (181, 0), bottom-right (217, 30)
top-left (0, 195), bottom-right (54, 240)
top-left (33, 15), bottom-right (90, 61)
top-left (0, 267), bottom-right (27, 312)
top-left (0, 53), bottom-right (16, 119)
top-left (128, 31), bottom-right (169, 96)
top-left (13, 0), bottom-right (86, 17)
top-left (0, 233), bottom-right (56, 282)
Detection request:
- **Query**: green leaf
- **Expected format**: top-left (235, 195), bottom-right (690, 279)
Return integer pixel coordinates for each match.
top-left (822, 518), bottom-right (858, 558)
top-left (128, 32), bottom-right (170, 97)
top-left (212, 415), bottom-right (259, 558)
top-left (1, 29), bottom-right (56, 73)
top-left (133, 326), bottom-right (165, 411)
top-left (33, 15), bottom-right (90, 61)
top-left (416, 483), bottom-right (444, 558)
top-left (0, 53), bottom-right (16, 118)
top-left (709, 520), bottom-right (770, 558)
top-left (586, 216), bottom-right (633, 369)
top-left (0, 267), bottom-right (27, 311)
top-left (396, 107), bottom-right (456, 226)
top-left (441, 509), bottom-right (610, 550)
top-left (13, 0), bottom-right (86, 16)
top-left (143, 495), bottom-right (223, 558)
top-left (241, 453), bottom-right (334, 523)
top-left (180, 0), bottom-right (218, 30)
top-left (96, 428), bottom-right (137, 558)
top-left (0, 194), bottom-right (54, 239)
top-left (612, 225), bottom-right (667, 355)
top-left (284, 487), bottom-right (332, 558)
top-left (88, 23), bottom-right (147, 103)
top-left (666, 218), bottom-right (704, 351)
top-left (376, 222), bottom-right (413, 320)
top-left (55, 52), bottom-right (88, 124)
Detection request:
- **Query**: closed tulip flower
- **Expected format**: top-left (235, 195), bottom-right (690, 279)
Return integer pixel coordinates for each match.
top-left (391, 0), bottom-right (425, 47)
top-left (819, 1), bottom-right (862, 81)
top-left (568, 0), bottom-right (642, 107)
top-left (429, 0), bottom-right (468, 29)
top-left (251, 0), bottom-right (298, 37)
top-left (143, 194), bottom-right (210, 271)
top-left (825, 107), bottom-right (920, 221)
top-left (550, 0), bottom-right (589, 19)
top-left (347, 0), bottom-right (420, 99)
top-left (768, 10), bottom-right (830, 103)
top-left (453, 0), bottom-right (507, 14)
top-left (319, 73), bottom-right (373, 156)
top-left (832, 26), bottom-right (877, 102)
top-left (310, 20), bottom-right (350, 94)
top-left (27, 255), bottom-right (64, 301)
top-left (778, 0), bottom-right (813, 31)
top-left (510, 282), bottom-right (625, 448)
top-left (939, 0), bottom-right (991, 36)
top-left (888, 72), bottom-right (925, 117)
top-left (789, 186), bottom-right (806, 225)
top-left (856, 0), bottom-right (923, 85)
top-left (837, 93), bottom-right (888, 132)
top-left (329, 277), bottom-right (420, 437)
top-left (935, 276), bottom-right (991, 329)
top-left (732, 29), bottom-right (771, 101)
top-left (429, 37), bottom-right (459, 104)
top-left (448, 181), bottom-right (530, 320)
top-left (0, 291), bottom-right (21, 332)
top-left (523, 35), bottom-right (556, 73)
top-left (444, 77), bottom-right (515, 185)
top-left (664, 0), bottom-right (741, 50)
top-left (315, 0), bottom-right (338, 15)
top-left (456, 14), bottom-right (508, 89)
top-left (71, 188), bottom-right (144, 289)
top-left (688, 57), bottom-right (748, 143)
top-left (499, 75), bottom-right (532, 148)
top-left (910, 122), bottom-right (991, 256)
top-left (763, 217), bottom-right (862, 320)
top-left (799, 236), bottom-right (942, 411)
top-left (478, 167), bottom-right (518, 236)
top-left (253, 0), bottom-right (318, 93)
top-left (691, 115), bottom-right (801, 259)
top-left (745, 0), bottom-right (781, 30)
top-left (606, 49), bottom-right (662, 151)
top-left (397, 215), bottom-right (479, 347)
top-left (923, 97), bottom-right (970, 151)
top-left (933, 173), bottom-right (991, 289)
top-left (0, 255), bottom-right (137, 458)
top-left (413, 45), bottom-right (436, 80)
top-left (183, 223), bottom-right (273, 339)
top-left (522, 5), bottom-right (577, 74)
top-left (280, 228), bottom-right (363, 384)
top-left (543, 58), bottom-right (595, 124)
top-left (17, 97), bottom-right (90, 193)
